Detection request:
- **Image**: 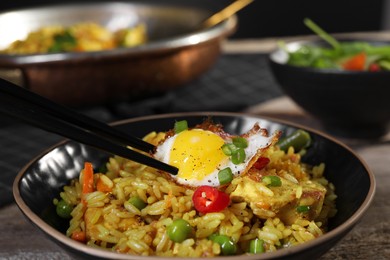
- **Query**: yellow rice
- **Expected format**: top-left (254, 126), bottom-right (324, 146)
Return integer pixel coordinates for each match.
top-left (2, 22), bottom-right (147, 54)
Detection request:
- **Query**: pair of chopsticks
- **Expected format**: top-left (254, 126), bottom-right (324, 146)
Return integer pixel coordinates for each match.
top-left (0, 78), bottom-right (178, 175)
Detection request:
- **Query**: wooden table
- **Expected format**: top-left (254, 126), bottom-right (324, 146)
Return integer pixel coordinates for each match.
top-left (1, 37), bottom-right (389, 259)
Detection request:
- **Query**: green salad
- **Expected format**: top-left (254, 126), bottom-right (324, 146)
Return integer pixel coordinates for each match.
top-left (282, 18), bottom-right (390, 71)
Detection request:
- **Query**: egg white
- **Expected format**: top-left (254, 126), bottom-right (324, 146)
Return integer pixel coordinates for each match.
top-left (154, 127), bottom-right (275, 187)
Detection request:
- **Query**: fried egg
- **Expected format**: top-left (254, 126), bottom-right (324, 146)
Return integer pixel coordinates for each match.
top-left (154, 123), bottom-right (278, 187)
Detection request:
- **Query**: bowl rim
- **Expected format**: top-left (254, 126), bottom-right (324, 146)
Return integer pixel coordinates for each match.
top-left (269, 37), bottom-right (390, 75)
top-left (12, 111), bottom-right (376, 260)
top-left (0, 2), bottom-right (237, 66)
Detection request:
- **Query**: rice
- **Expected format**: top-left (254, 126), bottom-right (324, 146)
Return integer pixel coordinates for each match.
top-left (55, 130), bottom-right (337, 257)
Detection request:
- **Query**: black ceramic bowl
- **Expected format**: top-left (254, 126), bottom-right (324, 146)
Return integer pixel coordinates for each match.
top-left (13, 112), bottom-right (375, 260)
top-left (268, 39), bottom-right (390, 138)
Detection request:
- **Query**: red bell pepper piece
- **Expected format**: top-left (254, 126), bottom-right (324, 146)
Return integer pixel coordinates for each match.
top-left (192, 186), bottom-right (230, 214)
top-left (253, 157), bottom-right (270, 170)
top-left (342, 52), bottom-right (366, 71)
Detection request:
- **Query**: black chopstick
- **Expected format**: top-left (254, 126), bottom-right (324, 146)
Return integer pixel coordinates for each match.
top-left (0, 78), bottom-right (155, 153)
top-left (0, 78), bottom-right (178, 175)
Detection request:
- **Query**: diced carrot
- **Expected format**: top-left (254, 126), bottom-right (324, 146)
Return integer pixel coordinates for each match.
top-left (71, 231), bottom-right (86, 242)
top-left (82, 162), bottom-right (94, 194)
top-left (82, 162), bottom-right (95, 205)
top-left (96, 175), bottom-right (112, 193)
top-left (342, 52), bottom-right (366, 71)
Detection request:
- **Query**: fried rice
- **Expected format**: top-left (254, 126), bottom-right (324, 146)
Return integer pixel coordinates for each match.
top-left (54, 129), bottom-right (337, 257)
top-left (2, 22), bottom-right (147, 54)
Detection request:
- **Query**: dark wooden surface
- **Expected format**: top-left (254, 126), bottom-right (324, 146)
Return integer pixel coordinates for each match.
top-left (1, 97), bottom-right (389, 259)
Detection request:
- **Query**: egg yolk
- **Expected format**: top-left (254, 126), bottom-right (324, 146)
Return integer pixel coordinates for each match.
top-left (169, 129), bottom-right (228, 181)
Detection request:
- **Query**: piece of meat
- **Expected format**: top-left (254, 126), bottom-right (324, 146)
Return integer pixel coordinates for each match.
top-left (230, 176), bottom-right (326, 225)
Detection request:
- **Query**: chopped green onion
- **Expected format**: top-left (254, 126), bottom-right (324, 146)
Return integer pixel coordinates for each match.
top-left (262, 176), bottom-right (282, 187)
top-left (232, 137), bottom-right (248, 148)
top-left (277, 129), bottom-right (311, 152)
top-left (221, 143), bottom-right (237, 156)
top-left (174, 120), bottom-right (188, 134)
top-left (218, 167), bottom-right (233, 185)
top-left (231, 148), bottom-right (246, 165)
top-left (222, 140), bottom-right (247, 165)
top-left (128, 196), bottom-right (147, 210)
top-left (297, 205), bottom-right (311, 213)
top-left (248, 238), bottom-right (265, 254)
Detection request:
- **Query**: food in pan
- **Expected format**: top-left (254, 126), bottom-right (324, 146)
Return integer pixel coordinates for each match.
top-left (1, 22), bottom-right (147, 54)
top-left (53, 119), bottom-right (337, 257)
top-left (283, 18), bottom-right (390, 71)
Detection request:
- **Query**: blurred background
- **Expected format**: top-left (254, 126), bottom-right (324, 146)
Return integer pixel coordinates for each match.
top-left (1, 0), bottom-right (390, 118)
top-left (1, 0), bottom-right (390, 39)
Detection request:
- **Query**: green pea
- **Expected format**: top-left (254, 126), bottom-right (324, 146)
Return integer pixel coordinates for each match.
top-left (56, 199), bottom-right (73, 219)
top-left (209, 234), bottom-right (237, 255)
top-left (167, 219), bottom-right (192, 243)
top-left (128, 196), bottom-right (147, 210)
top-left (249, 238), bottom-right (265, 254)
